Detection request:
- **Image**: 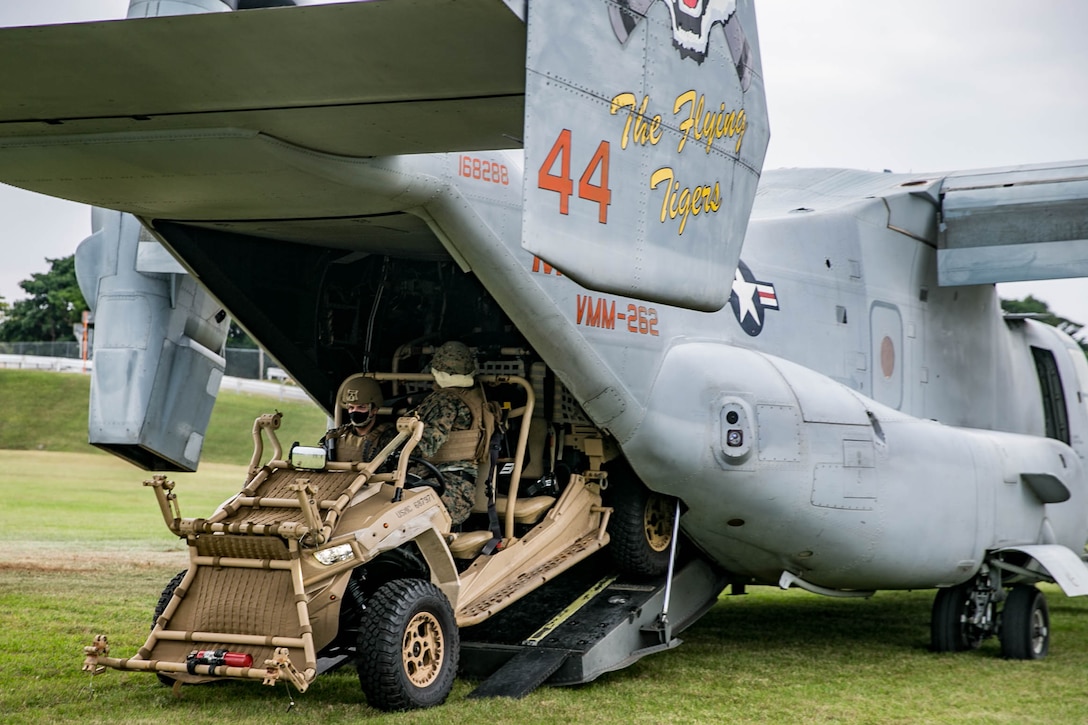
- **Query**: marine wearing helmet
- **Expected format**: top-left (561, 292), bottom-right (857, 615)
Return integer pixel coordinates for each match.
top-left (411, 341), bottom-right (492, 526)
top-left (320, 376), bottom-right (387, 462)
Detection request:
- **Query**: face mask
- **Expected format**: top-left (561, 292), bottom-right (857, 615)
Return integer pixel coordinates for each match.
top-left (433, 370), bottom-right (475, 388)
top-left (348, 408), bottom-right (372, 427)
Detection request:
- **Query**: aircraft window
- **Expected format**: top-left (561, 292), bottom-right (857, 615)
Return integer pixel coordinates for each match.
top-left (1031, 347), bottom-right (1070, 444)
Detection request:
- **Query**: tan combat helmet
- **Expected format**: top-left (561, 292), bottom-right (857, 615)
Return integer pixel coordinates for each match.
top-left (336, 376), bottom-right (383, 429)
top-left (340, 377), bottom-right (383, 409)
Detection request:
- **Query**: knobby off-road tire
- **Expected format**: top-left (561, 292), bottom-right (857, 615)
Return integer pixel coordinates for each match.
top-left (151, 570), bottom-right (188, 686)
top-left (356, 578), bottom-right (459, 711)
top-left (607, 481), bottom-right (677, 578)
top-left (1001, 585), bottom-right (1049, 660)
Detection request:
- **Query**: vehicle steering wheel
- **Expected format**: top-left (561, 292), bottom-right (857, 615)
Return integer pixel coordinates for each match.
top-left (404, 456), bottom-right (446, 498)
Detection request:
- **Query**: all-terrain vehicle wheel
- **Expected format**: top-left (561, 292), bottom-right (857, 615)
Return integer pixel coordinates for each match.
top-left (151, 570), bottom-right (187, 686)
top-left (1001, 585), bottom-right (1049, 659)
top-left (607, 479), bottom-right (677, 577)
top-left (356, 578), bottom-right (459, 711)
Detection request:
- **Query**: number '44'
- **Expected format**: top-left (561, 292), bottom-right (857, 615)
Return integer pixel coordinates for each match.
top-left (537, 129), bottom-right (612, 224)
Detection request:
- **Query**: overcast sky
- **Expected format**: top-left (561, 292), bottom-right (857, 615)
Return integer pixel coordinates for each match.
top-left (1, 0), bottom-right (1086, 326)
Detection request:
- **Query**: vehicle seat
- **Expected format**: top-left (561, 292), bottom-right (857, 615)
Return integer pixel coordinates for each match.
top-left (469, 417), bottom-right (555, 523)
top-left (470, 475), bottom-right (555, 527)
top-left (451, 453), bottom-right (556, 560)
top-left (448, 530), bottom-right (493, 559)
top-left (479, 494), bottom-right (555, 524)
top-left (518, 415), bottom-right (549, 482)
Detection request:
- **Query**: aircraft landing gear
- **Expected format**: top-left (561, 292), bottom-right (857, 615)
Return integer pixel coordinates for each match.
top-left (930, 568), bottom-right (999, 652)
top-left (931, 567), bottom-right (1051, 660)
top-left (1000, 585), bottom-right (1049, 660)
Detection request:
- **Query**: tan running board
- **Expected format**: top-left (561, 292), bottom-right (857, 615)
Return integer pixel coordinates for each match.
top-left (456, 533), bottom-right (606, 625)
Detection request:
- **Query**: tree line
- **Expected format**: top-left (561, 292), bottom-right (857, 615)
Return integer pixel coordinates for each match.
top-left (0, 255), bottom-right (254, 347)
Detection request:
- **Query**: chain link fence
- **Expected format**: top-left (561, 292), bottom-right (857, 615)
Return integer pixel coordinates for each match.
top-left (0, 341), bottom-right (278, 380)
top-left (0, 341), bottom-right (83, 358)
top-left (224, 348), bottom-right (277, 380)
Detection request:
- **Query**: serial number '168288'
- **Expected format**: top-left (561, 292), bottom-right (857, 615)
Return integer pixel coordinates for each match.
top-left (460, 155), bottom-right (509, 185)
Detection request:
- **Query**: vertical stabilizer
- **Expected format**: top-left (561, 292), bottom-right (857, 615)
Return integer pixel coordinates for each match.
top-left (522, 0), bottom-right (768, 311)
top-left (76, 211), bottom-right (228, 472)
top-left (69, 0), bottom-right (235, 472)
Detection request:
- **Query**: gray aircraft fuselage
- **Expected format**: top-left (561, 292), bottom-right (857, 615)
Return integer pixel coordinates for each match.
top-left (343, 151), bottom-right (1088, 593)
top-left (0, 0), bottom-right (1084, 601)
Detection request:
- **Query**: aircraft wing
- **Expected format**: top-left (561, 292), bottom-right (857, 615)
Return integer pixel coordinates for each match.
top-left (0, 0), bottom-right (770, 312)
top-left (938, 160), bottom-right (1088, 285)
top-left (0, 0), bottom-right (526, 221)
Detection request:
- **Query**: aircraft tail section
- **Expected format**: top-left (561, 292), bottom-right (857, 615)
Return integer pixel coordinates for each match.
top-left (0, 0), bottom-right (770, 459)
top-left (521, 0), bottom-right (768, 311)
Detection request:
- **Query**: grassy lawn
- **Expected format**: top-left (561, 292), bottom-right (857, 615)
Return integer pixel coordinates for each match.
top-left (0, 368), bottom-right (328, 463)
top-left (3, 371), bottom-right (1088, 722)
top-left (4, 452), bottom-right (1088, 723)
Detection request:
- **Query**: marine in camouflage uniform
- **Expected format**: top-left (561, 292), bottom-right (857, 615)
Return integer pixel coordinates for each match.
top-left (411, 341), bottom-right (490, 526)
top-left (321, 421), bottom-right (391, 463)
top-left (320, 376), bottom-right (390, 463)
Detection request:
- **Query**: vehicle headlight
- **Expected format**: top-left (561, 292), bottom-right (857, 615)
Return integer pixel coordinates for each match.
top-left (313, 543), bottom-right (355, 566)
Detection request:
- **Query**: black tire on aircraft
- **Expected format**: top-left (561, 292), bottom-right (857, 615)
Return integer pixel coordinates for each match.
top-left (607, 479), bottom-right (677, 578)
top-left (930, 582), bottom-right (984, 652)
top-left (356, 578), bottom-right (459, 711)
top-left (1000, 585), bottom-right (1049, 660)
top-left (151, 570), bottom-right (188, 686)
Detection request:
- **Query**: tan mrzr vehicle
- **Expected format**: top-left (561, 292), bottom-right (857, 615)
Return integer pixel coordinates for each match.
top-left (81, 362), bottom-right (725, 711)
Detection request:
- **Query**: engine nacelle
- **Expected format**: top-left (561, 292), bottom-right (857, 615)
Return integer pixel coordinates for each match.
top-left (628, 342), bottom-right (1086, 590)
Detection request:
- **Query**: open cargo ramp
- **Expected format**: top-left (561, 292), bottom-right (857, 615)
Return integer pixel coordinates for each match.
top-left (461, 553), bottom-right (728, 699)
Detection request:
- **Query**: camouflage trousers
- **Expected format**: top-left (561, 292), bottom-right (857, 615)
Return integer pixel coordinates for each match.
top-left (439, 468), bottom-right (477, 526)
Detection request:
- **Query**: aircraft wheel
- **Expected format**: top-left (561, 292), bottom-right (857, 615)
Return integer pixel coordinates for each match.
top-left (356, 578), bottom-right (459, 711)
top-left (607, 480), bottom-right (677, 577)
top-left (1001, 585), bottom-right (1049, 659)
top-left (151, 570), bottom-right (188, 686)
top-left (930, 582), bottom-right (986, 652)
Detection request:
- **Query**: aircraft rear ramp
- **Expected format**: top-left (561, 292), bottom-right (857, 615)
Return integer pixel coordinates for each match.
top-left (461, 553), bottom-right (728, 699)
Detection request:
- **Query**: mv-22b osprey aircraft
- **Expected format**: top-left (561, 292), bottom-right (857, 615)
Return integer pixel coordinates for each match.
top-left (2, 0), bottom-right (1088, 707)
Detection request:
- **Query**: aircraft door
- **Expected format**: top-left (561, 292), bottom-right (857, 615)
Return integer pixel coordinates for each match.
top-left (1064, 345), bottom-right (1088, 457)
top-left (1032, 346), bottom-right (1071, 445)
top-left (870, 302), bottom-right (903, 409)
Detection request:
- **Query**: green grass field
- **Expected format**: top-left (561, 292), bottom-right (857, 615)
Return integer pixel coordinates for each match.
top-left (0, 368), bottom-right (328, 462)
top-left (3, 370), bottom-right (1088, 723)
